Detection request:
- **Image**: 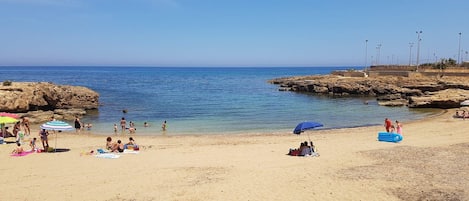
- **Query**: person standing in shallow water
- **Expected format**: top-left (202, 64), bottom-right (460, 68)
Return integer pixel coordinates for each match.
top-left (120, 117), bottom-right (127, 132)
top-left (162, 120), bottom-right (167, 131)
top-left (74, 116), bottom-right (82, 134)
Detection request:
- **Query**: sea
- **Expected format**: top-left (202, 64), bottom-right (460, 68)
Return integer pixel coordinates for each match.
top-left (0, 66), bottom-right (440, 136)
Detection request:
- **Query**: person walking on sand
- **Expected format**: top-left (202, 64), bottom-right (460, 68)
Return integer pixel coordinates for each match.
top-left (395, 120), bottom-right (403, 135)
top-left (21, 117), bottom-right (30, 136)
top-left (384, 118), bottom-right (392, 132)
top-left (74, 116), bottom-right (82, 134)
top-left (162, 120), bottom-right (167, 131)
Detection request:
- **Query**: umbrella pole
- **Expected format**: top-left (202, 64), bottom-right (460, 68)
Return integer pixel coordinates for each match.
top-left (55, 132), bottom-right (57, 152)
top-left (1, 123), bottom-right (4, 144)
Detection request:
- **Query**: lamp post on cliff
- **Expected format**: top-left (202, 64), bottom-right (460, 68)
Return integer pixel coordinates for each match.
top-left (409, 42), bottom-right (414, 66)
top-left (416, 31), bottom-right (422, 71)
top-left (458, 32), bottom-right (462, 65)
top-left (365, 39), bottom-right (368, 70)
top-left (376, 44), bottom-right (382, 66)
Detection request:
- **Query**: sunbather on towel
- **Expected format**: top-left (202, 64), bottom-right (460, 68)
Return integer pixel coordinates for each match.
top-left (106, 137), bottom-right (117, 151)
top-left (124, 137), bottom-right (139, 150)
top-left (12, 142), bottom-right (24, 154)
top-left (116, 140), bottom-right (124, 153)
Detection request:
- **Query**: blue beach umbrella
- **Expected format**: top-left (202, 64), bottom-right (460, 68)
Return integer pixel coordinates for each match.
top-left (293, 121), bottom-right (323, 135)
top-left (40, 120), bottom-right (74, 152)
top-left (293, 121), bottom-right (323, 142)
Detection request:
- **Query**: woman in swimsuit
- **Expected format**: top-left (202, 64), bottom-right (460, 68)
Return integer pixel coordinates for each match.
top-left (74, 116), bottom-right (82, 134)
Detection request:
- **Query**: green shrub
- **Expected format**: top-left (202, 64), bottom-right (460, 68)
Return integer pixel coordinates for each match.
top-left (2, 80), bottom-right (12, 86)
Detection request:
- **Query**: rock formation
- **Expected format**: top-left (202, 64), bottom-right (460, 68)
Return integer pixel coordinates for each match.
top-left (0, 82), bottom-right (99, 123)
top-left (269, 75), bottom-right (469, 109)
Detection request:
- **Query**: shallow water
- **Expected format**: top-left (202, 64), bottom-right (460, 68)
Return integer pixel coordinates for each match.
top-left (0, 66), bottom-right (440, 135)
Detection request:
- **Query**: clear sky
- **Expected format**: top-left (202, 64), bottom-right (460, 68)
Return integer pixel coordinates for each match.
top-left (0, 0), bottom-right (468, 67)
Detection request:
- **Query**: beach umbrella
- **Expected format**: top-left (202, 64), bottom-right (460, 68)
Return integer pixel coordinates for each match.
top-left (293, 121), bottom-right (324, 141)
top-left (0, 112), bottom-right (20, 119)
top-left (460, 100), bottom-right (469, 106)
top-left (40, 120), bottom-right (73, 152)
top-left (0, 116), bottom-right (18, 124)
top-left (293, 121), bottom-right (323, 134)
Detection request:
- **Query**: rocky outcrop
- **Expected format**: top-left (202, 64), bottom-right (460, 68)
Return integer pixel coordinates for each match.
top-left (0, 82), bottom-right (99, 122)
top-left (269, 75), bottom-right (469, 109)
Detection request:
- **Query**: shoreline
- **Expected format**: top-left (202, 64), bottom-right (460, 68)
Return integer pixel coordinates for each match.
top-left (20, 107), bottom-right (443, 138)
top-left (1, 108), bottom-right (467, 201)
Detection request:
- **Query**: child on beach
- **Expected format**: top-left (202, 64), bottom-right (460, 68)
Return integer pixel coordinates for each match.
top-left (30, 137), bottom-right (37, 151)
top-left (12, 142), bottom-right (24, 154)
top-left (113, 124), bottom-right (118, 134)
top-left (395, 120), bottom-right (403, 135)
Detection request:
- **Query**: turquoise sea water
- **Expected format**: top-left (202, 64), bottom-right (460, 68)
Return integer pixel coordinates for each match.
top-left (0, 66), bottom-right (439, 135)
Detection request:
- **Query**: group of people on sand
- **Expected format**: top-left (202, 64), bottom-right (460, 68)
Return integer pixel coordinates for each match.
top-left (384, 118), bottom-right (403, 135)
top-left (288, 141), bottom-right (319, 157)
top-left (74, 116), bottom-right (93, 134)
top-left (1, 117), bottom-right (31, 138)
top-left (454, 110), bottom-right (469, 119)
top-left (105, 136), bottom-right (139, 153)
top-left (11, 131), bottom-right (42, 154)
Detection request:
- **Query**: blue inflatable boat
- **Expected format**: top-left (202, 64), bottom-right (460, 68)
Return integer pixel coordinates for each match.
top-left (377, 132), bottom-right (403, 143)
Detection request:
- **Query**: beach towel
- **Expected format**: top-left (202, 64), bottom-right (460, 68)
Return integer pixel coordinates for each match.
top-left (97, 148), bottom-right (107, 154)
top-left (95, 153), bottom-right (120, 159)
top-left (123, 149), bottom-right (139, 154)
top-left (11, 151), bottom-right (34, 157)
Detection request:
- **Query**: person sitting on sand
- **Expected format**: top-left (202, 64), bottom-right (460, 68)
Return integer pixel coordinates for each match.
top-left (1, 126), bottom-right (14, 138)
top-left (12, 142), bottom-right (24, 154)
top-left (116, 140), bottom-right (124, 153)
top-left (299, 141), bottom-right (312, 156)
top-left (106, 137), bottom-right (116, 151)
top-left (125, 137), bottom-right (139, 150)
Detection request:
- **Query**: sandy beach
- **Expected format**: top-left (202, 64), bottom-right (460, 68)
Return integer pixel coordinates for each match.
top-left (1, 109), bottom-right (468, 201)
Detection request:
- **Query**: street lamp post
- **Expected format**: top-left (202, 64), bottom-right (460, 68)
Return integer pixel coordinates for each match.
top-left (458, 32), bottom-right (462, 65)
top-left (409, 42), bottom-right (414, 66)
top-left (376, 44), bottom-right (382, 66)
top-left (416, 31), bottom-right (422, 72)
top-left (365, 40), bottom-right (368, 70)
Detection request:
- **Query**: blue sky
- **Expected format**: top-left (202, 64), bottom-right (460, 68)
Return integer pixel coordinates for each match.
top-left (0, 0), bottom-right (468, 67)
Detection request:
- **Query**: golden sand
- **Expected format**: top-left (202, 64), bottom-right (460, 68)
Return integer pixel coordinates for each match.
top-left (1, 109), bottom-right (468, 201)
